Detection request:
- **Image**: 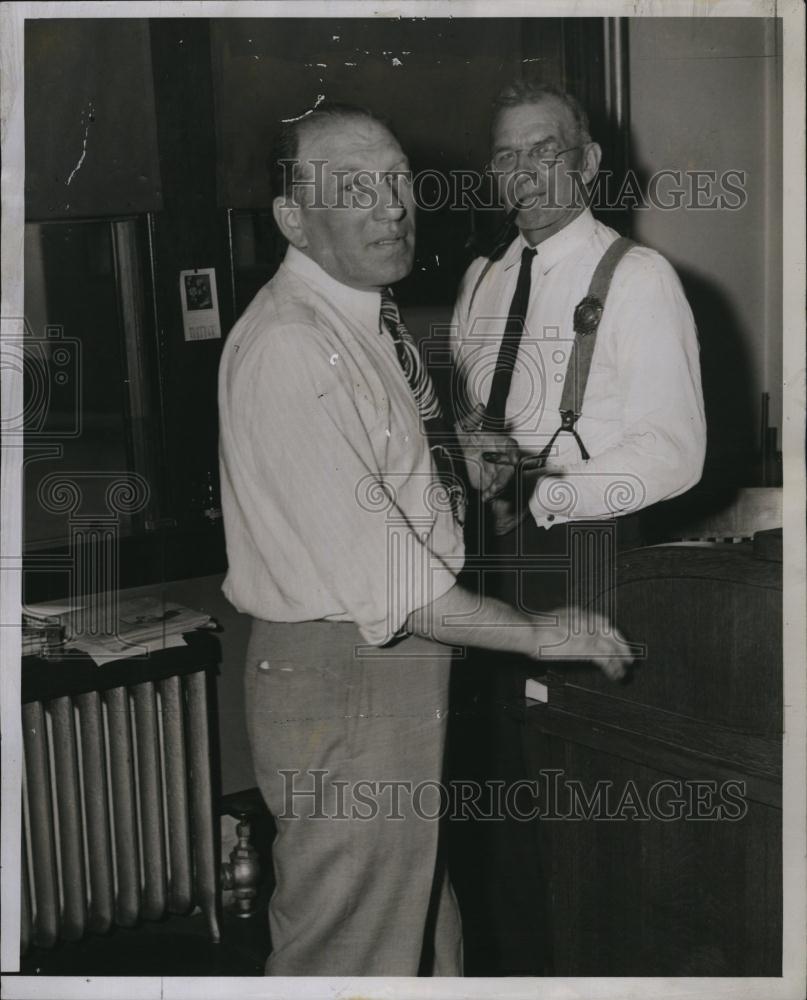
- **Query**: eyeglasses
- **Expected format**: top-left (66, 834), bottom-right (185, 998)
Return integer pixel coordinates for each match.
top-left (489, 140), bottom-right (583, 173)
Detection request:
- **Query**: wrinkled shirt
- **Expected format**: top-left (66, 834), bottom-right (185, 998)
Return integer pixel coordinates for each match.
top-left (219, 247), bottom-right (464, 645)
top-left (451, 210), bottom-right (706, 526)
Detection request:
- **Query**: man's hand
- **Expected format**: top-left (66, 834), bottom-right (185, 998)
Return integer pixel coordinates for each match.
top-left (489, 496), bottom-right (528, 536)
top-left (487, 461), bottom-right (553, 535)
top-left (535, 607), bottom-right (634, 682)
top-left (455, 402), bottom-right (520, 501)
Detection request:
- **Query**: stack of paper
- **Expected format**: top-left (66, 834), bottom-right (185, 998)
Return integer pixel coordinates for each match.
top-left (22, 600), bottom-right (83, 657)
top-left (24, 595), bottom-right (213, 663)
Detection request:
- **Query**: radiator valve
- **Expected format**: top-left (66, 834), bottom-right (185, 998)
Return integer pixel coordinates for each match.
top-left (221, 815), bottom-right (260, 918)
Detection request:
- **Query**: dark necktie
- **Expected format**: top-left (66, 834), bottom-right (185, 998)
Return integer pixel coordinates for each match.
top-left (482, 246), bottom-right (537, 432)
top-left (380, 289), bottom-right (464, 520)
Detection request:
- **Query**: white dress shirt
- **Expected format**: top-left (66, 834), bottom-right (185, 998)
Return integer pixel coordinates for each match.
top-left (219, 247), bottom-right (464, 645)
top-left (451, 210), bottom-right (706, 527)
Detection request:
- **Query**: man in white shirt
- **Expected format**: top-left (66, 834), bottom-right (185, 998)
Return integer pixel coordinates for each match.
top-left (453, 81), bottom-right (706, 529)
top-left (450, 81), bottom-right (706, 974)
top-left (218, 101), bottom-right (632, 977)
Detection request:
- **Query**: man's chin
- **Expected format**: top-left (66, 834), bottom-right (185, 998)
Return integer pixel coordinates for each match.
top-left (514, 206), bottom-right (555, 228)
top-left (382, 255), bottom-right (415, 286)
top-left (514, 206), bottom-right (580, 238)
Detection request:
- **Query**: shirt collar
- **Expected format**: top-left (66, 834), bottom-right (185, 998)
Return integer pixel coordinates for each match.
top-left (281, 245), bottom-right (383, 332)
top-left (503, 208), bottom-right (598, 275)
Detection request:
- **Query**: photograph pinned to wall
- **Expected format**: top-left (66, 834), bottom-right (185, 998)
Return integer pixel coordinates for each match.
top-left (179, 267), bottom-right (221, 341)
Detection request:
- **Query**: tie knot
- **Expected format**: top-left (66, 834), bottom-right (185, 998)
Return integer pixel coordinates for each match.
top-left (521, 246), bottom-right (537, 268)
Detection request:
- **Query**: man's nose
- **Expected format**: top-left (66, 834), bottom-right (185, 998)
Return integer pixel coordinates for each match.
top-left (374, 176), bottom-right (407, 220)
top-left (514, 147), bottom-right (534, 170)
top-left (512, 149), bottom-right (542, 182)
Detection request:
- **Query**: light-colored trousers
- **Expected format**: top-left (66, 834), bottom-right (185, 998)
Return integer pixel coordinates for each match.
top-left (245, 618), bottom-right (463, 976)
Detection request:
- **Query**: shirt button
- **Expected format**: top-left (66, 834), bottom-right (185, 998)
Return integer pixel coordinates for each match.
top-left (547, 515), bottom-right (555, 522)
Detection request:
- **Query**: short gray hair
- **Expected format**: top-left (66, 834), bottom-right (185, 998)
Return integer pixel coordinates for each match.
top-left (491, 81), bottom-right (592, 145)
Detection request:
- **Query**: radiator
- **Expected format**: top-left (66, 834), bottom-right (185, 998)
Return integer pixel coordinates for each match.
top-left (20, 668), bottom-right (220, 953)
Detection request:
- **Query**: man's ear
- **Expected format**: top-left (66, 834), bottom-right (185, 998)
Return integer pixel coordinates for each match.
top-left (273, 195), bottom-right (308, 250)
top-left (580, 142), bottom-right (602, 184)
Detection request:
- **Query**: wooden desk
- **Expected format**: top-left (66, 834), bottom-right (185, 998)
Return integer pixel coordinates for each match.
top-left (523, 541), bottom-right (782, 975)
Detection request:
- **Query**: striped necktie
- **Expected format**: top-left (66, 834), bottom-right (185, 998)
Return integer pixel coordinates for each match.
top-left (380, 289), bottom-right (442, 421)
top-left (380, 288), bottom-right (464, 521)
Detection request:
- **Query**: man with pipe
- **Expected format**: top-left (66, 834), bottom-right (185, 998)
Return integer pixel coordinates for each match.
top-left (450, 81), bottom-right (706, 974)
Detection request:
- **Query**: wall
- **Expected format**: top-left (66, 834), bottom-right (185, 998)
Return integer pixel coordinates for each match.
top-left (628, 18), bottom-right (782, 490)
top-left (211, 17), bottom-right (571, 310)
top-left (24, 19), bottom-right (163, 219)
top-left (211, 17), bottom-right (564, 206)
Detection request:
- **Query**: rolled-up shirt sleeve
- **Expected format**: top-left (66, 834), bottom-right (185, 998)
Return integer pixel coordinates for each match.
top-left (223, 322), bottom-right (464, 645)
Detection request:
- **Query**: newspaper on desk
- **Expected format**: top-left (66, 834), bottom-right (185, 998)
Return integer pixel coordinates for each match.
top-left (23, 596), bottom-right (213, 663)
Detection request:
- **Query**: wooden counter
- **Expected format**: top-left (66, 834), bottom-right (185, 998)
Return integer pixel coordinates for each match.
top-left (523, 540), bottom-right (782, 975)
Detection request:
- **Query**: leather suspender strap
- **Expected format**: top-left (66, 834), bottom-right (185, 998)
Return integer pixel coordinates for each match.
top-left (533, 236), bottom-right (637, 469)
top-left (560, 236), bottom-right (636, 424)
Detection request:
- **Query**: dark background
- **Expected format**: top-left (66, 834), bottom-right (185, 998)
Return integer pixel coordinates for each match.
top-left (23, 16), bottom-right (632, 595)
top-left (21, 15), bottom-right (782, 596)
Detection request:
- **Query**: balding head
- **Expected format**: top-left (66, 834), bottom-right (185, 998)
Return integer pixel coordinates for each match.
top-left (271, 103), bottom-right (416, 291)
top-left (270, 102), bottom-right (396, 204)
